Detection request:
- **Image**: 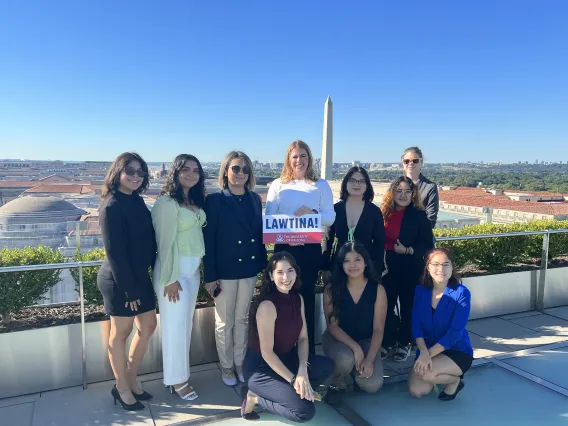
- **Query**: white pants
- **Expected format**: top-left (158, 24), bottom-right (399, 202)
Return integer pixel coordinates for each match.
top-left (153, 256), bottom-right (200, 386)
top-left (214, 277), bottom-right (257, 369)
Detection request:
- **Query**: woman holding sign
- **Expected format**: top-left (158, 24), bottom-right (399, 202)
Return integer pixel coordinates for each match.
top-left (380, 176), bottom-right (434, 363)
top-left (203, 151), bottom-right (267, 386)
top-left (265, 140), bottom-right (335, 354)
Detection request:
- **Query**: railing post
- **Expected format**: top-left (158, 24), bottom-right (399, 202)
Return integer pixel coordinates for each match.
top-left (537, 232), bottom-right (549, 313)
top-left (79, 263), bottom-right (88, 389)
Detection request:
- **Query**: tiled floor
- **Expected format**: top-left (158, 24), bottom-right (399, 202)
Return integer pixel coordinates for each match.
top-left (2, 307), bottom-right (568, 426)
top-left (342, 361), bottom-right (568, 426)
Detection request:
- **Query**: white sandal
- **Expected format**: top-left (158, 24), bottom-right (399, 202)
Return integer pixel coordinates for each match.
top-left (169, 383), bottom-right (198, 401)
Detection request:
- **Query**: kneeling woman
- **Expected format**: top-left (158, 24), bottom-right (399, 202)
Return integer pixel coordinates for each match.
top-left (409, 248), bottom-right (473, 401)
top-left (323, 242), bottom-right (387, 394)
top-left (242, 252), bottom-right (333, 422)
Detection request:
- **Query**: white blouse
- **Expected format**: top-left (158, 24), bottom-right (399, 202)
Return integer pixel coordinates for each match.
top-left (265, 178), bottom-right (336, 227)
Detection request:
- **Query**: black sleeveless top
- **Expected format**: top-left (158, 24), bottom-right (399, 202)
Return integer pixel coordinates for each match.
top-left (338, 280), bottom-right (378, 342)
top-left (249, 289), bottom-right (303, 354)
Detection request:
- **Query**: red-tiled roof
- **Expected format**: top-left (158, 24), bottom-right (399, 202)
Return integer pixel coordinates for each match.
top-left (24, 184), bottom-right (95, 194)
top-left (0, 181), bottom-right (39, 188)
top-left (40, 174), bottom-right (72, 182)
top-left (439, 187), bottom-right (568, 215)
top-left (68, 214), bottom-right (101, 236)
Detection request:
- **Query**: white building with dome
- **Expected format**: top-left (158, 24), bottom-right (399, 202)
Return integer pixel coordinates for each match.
top-left (0, 196), bottom-right (86, 250)
top-left (0, 196), bottom-right (87, 304)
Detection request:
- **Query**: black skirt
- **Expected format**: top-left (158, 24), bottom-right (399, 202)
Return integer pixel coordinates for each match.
top-left (443, 350), bottom-right (474, 376)
top-left (97, 265), bottom-right (156, 317)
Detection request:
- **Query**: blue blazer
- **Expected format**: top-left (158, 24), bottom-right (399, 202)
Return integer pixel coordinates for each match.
top-left (203, 189), bottom-right (268, 283)
top-left (412, 283), bottom-right (473, 357)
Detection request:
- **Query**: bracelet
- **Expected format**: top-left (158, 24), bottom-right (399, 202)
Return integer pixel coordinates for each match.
top-left (289, 375), bottom-right (297, 386)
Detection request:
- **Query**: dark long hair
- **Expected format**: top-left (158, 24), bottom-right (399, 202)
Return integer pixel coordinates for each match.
top-left (421, 247), bottom-right (461, 289)
top-left (340, 166), bottom-right (374, 202)
top-left (380, 176), bottom-right (423, 222)
top-left (160, 154), bottom-right (206, 207)
top-left (249, 251), bottom-right (302, 336)
top-left (327, 242), bottom-right (378, 324)
top-left (101, 152), bottom-right (149, 200)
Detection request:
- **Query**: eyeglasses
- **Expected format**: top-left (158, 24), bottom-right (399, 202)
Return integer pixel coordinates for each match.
top-left (403, 159), bottom-right (421, 165)
top-left (230, 165), bottom-right (250, 175)
top-left (123, 166), bottom-right (147, 177)
top-left (429, 262), bottom-right (452, 269)
top-left (395, 189), bottom-right (412, 195)
top-left (348, 178), bottom-right (366, 185)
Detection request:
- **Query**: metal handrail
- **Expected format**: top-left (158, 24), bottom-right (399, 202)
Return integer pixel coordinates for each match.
top-left (0, 260), bottom-right (103, 273)
top-left (1, 228), bottom-right (567, 391)
top-left (435, 230), bottom-right (551, 242)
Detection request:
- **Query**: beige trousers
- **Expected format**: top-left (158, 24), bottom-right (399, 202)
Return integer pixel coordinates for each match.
top-left (322, 331), bottom-right (384, 393)
top-left (214, 277), bottom-right (257, 369)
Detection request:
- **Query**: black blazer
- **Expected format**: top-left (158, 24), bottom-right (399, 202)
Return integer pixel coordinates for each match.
top-left (203, 189), bottom-right (268, 283)
top-left (322, 200), bottom-right (385, 277)
top-left (387, 204), bottom-right (434, 276)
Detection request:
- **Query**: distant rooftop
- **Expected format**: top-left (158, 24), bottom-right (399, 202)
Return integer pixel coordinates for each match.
top-left (439, 187), bottom-right (568, 215)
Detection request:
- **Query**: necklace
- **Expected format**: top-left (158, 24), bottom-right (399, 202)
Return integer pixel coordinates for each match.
top-left (233, 192), bottom-right (246, 201)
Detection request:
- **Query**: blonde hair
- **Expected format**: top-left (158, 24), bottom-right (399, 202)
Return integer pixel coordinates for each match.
top-left (218, 151), bottom-right (256, 190)
top-left (380, 176), bottom-right (423, 222)
top-left (280, 140), bottom-right (319, 184)
top-left (401, 146), bottom-right (424, 161)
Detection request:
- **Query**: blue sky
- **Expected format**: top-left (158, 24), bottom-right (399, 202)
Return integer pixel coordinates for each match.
top-left (0, 0), bottom-right (566, 164)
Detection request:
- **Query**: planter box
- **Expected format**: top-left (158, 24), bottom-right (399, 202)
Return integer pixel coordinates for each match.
top-left (0, 307), bottom-right (217, 399)
top-left (2, 274), bottom-right (565, 399)
top-left (86, 307), bottom-right (217, 384)
top-left (462, 270), bottom-right (537, 320)
top-left (0, 323), bottom-right (83, 399)
top-left (542, 266), bottom-right (568, 308)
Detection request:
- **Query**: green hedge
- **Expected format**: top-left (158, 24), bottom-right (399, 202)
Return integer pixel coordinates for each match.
top-left (0, 246), bottom-right (64, 324)
top-left (71, 250), bottom-right (212, 309)
top-left (1, 220), bottom-right (566, 318)
top-left (434, 220), bottom-right (568, 274)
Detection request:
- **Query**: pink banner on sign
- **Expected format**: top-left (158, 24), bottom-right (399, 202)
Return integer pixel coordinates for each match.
top-left (263, 231), bottom-right (322, 245)
top-left (263, 214), bottom-right (322, 245)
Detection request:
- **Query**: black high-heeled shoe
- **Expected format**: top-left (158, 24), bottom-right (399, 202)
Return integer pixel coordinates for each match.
top-left (240, 386), bottom-right (260, 420)
top-left (438, 379), bottom-right (465, 401)
top-left (111, 385), bottom-right (145, 411)
top-left (133, 390), bottom-right (153, 401)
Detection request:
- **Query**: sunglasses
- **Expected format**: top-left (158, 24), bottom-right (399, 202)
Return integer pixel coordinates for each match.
top-left (230, 165), bottom-right (250, 175)
top-left (403, 159), bottom-right (421, 165)
top-left (123, 166), bottom-right (147, 177)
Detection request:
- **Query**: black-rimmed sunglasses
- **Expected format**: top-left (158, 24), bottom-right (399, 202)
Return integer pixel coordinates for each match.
top-left (123, 166), bottom-right (147, 177)
top-left (230, 165), bottom-right (250, 175)
top-left (403, 159), bottom-right (421, 165)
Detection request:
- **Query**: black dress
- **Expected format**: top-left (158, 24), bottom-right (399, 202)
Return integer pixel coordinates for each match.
top-left (97, 191), bottom-right (157, 317)
top-left (322, 200), bottom-right (385, 277)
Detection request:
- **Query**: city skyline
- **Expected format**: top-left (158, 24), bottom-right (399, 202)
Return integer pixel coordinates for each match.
top-left (1, 1), bottom-right (567, 163)
top-left (1, 157), bottom-right (567, 166)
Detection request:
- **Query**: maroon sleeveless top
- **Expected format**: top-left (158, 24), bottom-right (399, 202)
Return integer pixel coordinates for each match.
top-left (249, 289), bottom-right (303, 354)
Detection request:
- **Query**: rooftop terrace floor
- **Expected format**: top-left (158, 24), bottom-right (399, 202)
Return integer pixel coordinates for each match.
top-left (2, 306), bottom-right (568, 426)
